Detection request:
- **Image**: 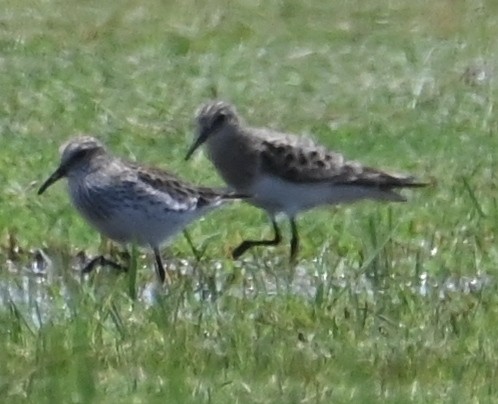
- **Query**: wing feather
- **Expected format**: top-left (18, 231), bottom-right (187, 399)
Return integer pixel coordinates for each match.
top-left (124, 162), bottom-right (238, 212)
top-left (254, 130), bottom-right (426, 189)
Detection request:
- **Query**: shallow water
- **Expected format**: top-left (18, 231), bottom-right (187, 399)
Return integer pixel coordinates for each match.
top-left (0, 248), bottom-right (493, 328)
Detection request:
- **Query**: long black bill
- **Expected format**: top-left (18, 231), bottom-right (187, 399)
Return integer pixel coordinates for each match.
top-left (184, 130), bottom-right (208, 161)
top-left (38, 167), bottom-right (65, 195)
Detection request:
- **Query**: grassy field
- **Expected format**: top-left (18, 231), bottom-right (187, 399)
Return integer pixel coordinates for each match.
top-left (2, 0), bottom-right (498, 401)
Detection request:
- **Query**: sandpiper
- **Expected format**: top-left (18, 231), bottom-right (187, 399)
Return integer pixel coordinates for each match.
top-left (38, 135), bottom-right (244, 283)
top-left (185, 101), bottom-right (428, 261)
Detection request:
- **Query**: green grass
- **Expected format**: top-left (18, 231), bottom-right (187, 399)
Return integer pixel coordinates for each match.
top-left (2, 0), bottom-right (498, 401)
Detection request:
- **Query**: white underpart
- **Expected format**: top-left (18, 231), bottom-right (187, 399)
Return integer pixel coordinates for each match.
top-left (250, 174), bottom-right (402, 217)
top-left (86, 206), bottom-right (209, 247)
top-left (67, 178), bottom-right (217, 248)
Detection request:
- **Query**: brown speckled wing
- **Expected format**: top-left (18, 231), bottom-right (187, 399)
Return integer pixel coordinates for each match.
top-left (258, 134), bottom-right (425, 189)
top-left (127, 162), bottom-right (236, 210)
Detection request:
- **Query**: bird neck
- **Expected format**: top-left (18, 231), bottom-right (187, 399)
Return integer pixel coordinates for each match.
top-left (205, 125), bottom-right (257, 191)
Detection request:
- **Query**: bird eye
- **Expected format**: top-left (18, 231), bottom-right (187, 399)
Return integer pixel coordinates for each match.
top-left (211, 112), bottom-right (227, 129)
top-left (72, 149), bottom-right (89, 161)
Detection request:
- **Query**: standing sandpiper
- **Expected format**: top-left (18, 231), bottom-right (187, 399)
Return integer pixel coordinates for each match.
top-left (185, 101), bottom-right (428, 261)
top-left (38, 135), bottom-right (244, 283)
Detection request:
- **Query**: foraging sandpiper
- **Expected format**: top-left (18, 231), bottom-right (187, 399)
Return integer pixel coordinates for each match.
top-left (185, 101), bottom-right (427, 260)
top-left (39, 135), bottom-right (244, 283)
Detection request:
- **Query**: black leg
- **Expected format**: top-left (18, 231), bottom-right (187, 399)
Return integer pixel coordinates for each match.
top-left (82, 255), bottom-right (127, 274)
top-left (153, 247), bottom-right (170, 284)
top-left (232, 218), bottom-right (282, 259)
top-left (289, 218), bottom-right (299, 262)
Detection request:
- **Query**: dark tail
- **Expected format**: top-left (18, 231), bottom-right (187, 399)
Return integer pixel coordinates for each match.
top-left (387, 171), bottom-right (436, 189)
top-left (196, 187), bottom-right (251, 208)
top-left (221, 191), bottom-right (252, 199)
top-left (348, 171), bottom-right (433, 190)
top-left (387, 178), bottom-right (430, 189)
top-left (196, 186), bottom-right (251, 199)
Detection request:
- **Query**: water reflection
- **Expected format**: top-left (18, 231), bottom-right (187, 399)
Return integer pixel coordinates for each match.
top-left (0, 249), bottom-right (493, 327)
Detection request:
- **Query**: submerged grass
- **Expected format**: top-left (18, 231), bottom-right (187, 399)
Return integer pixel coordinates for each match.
top-left (1, 0), bottom-right (498, 401)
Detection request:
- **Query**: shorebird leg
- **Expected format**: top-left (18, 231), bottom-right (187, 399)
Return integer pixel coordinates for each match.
top-left (82, 255), bottom-right (127, 274)
top-left (232, 218), bottom-right (282, 259)
top-left (289, 217), bottom-right (300, 262)
top-left (153, 247), bottom-right (171, 284)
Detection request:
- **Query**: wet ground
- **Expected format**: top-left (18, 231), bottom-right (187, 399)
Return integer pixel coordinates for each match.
top-left (0, 246), bottom-right (492, 329)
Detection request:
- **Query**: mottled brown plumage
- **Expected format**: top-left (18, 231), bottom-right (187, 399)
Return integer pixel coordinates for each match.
top-left (39, 135), bottom-right (245, 283)
top-left (185, 101), bottom-right (428, 260)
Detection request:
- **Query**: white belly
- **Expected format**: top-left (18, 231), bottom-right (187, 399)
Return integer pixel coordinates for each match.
top-left (250, 174), bottom-right (398, 216)
top-left (85, 206), bottom-right (204, 247)
top-left (69, 182), bottom-right (210, 247)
